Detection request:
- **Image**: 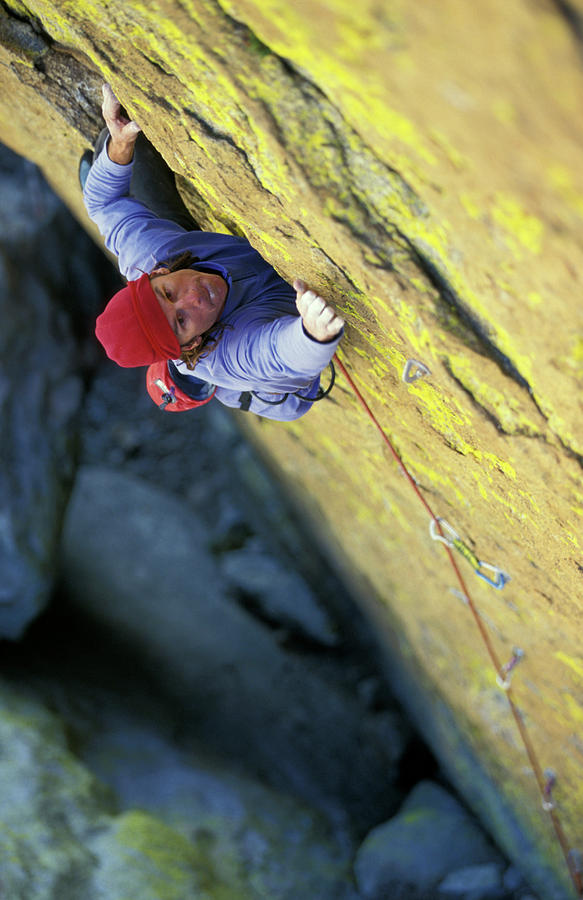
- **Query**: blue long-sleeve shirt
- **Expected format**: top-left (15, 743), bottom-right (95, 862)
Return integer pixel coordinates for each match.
top-left (83, 144), bottom-right (342, 420)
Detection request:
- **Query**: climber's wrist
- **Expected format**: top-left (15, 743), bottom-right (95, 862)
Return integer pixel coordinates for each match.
top-left (106, 136), bottom-right (136, 166)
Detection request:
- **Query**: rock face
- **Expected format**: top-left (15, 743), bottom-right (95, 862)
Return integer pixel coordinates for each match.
top-left (0, 1), bottom-right (581, 897)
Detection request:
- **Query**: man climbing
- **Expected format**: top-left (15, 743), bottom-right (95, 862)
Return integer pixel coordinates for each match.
top-left (82, 84), bottom-right (344, 420)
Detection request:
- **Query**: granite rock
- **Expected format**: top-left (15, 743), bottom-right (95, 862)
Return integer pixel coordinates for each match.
top-left (354, 780), bottom-right (503, 900)
top-left (59, 464), bottom-right (407, 834)
top-left (0, 676), bottom-right (359, 899)
top-left (0, 1), bottom-right (581, 894)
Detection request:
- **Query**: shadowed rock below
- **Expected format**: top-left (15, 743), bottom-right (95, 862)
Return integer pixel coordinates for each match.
top-left (58, 464), bottom-right (406, 836)
top-left (0, 144), bottom-right (116, 638)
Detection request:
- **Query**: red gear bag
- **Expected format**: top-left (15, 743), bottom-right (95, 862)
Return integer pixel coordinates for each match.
top-left (146, 361), bottom-right (216, 412)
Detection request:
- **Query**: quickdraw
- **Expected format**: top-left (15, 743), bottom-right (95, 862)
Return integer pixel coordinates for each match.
top-left (496, 648), bottom-right (524, 691)
top-left (429, 517), bottom-right (510, 590)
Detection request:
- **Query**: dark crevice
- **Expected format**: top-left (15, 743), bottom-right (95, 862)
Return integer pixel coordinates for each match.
top-left (218, 4), bottom-right (274, 59)
top-left (395, 734), bottom-right (439, 792)
top-left (326, 110), bottom-right (426, 218)
top-left (217, 0), bottom-right (425, 225)
top-left (231, 587), bottom-right (344, 653)
top-left (288, 219), bottom-right (311, 238)
top-left (441, 359), bottom-right (553, 441)
top-left (552, 432), bottom-right (583, 468)
top-left (136, 50), bottom-right (175, 79)
top-left (210, 521), bottom-right (255, 555)
top-left (183, 105), bottom-right (277, 199)
top-left (0, 6), bottom-right (104, 142)
top-left (0, 0), bottom-right (50, 46)
top-left (311, 245), bottom-right (362, 295)
top-left (329, 207), bottom-right (404, 269)
top-left (130, 82), bottom-right (175, 116)
top-left (443, 361), bottom-right (508, 433)
top-left (552, 0), bottom-right (583, 53)
top-left (398, 231), bottom-right (531, 389)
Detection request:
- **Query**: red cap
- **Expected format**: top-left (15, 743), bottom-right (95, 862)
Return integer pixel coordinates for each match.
top-left (95, 273), bottom-right (181, 367)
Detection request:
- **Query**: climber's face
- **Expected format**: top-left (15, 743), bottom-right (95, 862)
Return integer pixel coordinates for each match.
top-left (150, 267), bottom-right (228, 350)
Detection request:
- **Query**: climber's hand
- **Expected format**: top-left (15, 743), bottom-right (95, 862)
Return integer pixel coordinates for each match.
top-left (101, 83), bottom-right (141, 165)
top-left (294, 279), bottom-right (344, 342)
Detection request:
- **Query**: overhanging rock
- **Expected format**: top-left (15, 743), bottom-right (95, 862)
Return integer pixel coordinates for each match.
top-left (0, 1), bottom-right (581, 897)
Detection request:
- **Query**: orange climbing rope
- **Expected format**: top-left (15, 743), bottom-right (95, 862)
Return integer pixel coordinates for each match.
top-left (333, 352), bottom-right (582, 899)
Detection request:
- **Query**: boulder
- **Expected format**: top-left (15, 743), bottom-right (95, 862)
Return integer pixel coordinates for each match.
top-left (219, 541), bottom-right (340, 646)
top-left (354, 780), bottom-right (503, 899)
top-left (0, 677), bottom-right (360, 899)
top-left (438, 863), bottom-right (505, 900)
top-left (0, 681), bottom-right (212, 899)
top-left (58, 465), bottom-right (407, 834)
top-left (76, 714), bottom-right (360, 900)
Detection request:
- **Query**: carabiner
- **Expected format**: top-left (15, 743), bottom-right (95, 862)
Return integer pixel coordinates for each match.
top-left (155, 378), bottom-right (176, 410)
top-left (429, 517), bottom-right (458, 547)
top-left (475, 561), bottom-right (511, 590)
top-left (402, 358), bottom-right (431, 384)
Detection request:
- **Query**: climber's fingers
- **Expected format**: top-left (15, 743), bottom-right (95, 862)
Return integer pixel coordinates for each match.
top-left (294, 279), bottom-right (344, 342)
top-left (101, 83), bottom-right (141, 145)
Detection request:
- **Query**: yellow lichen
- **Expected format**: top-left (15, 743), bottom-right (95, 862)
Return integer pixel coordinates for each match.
top-left (491, 98), bottom-right (516, 125)
top-left (492, 193), bottom-right (544, 257)
top-left (555, 652), bottom-right (583, 680)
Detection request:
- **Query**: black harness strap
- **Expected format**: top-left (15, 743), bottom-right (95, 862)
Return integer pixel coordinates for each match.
top-left (238, 391), bottom-right (252, 411)
top-left (312, 360), bottom-right (335, 401)
top-left (249, 361), bottom-right (336, 407)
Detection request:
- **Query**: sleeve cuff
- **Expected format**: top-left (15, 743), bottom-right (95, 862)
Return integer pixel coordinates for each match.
top-left (301, 321), bottom-right (345, 345)
top-left (279, 316), bottom-right (343, 372)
